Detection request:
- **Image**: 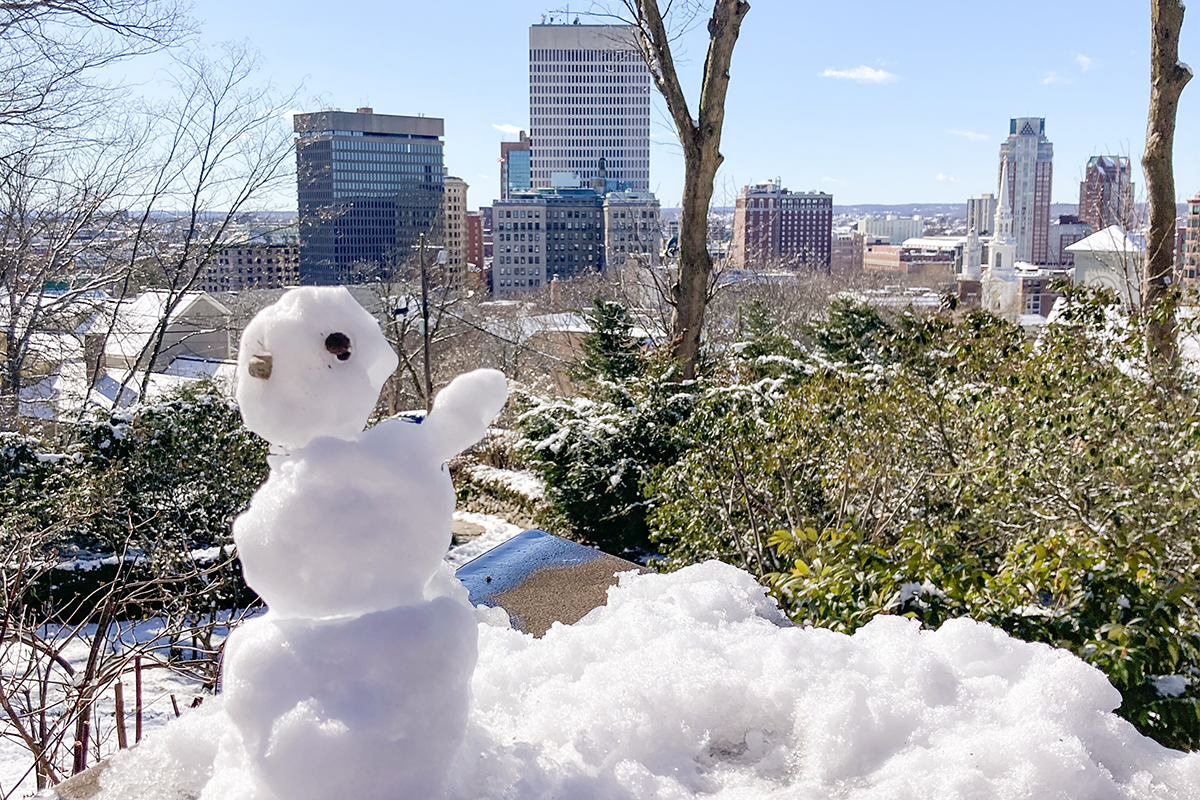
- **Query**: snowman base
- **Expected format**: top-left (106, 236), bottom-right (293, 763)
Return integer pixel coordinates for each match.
top-left (214, 597), bottom-right (478, 800)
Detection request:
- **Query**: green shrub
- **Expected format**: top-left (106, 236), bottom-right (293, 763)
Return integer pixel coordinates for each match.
top-left (649, 293), bottom-right (1200, 749)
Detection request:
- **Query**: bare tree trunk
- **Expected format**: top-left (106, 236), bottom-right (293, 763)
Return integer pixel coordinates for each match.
top-left (1142, 0), bottom-right (1191, 369)
top-left (627, 0), bottom-right (749, 379)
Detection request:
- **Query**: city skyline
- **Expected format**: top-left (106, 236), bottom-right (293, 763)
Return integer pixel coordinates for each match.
top-left (140, 0), bottom-right (1200, 211)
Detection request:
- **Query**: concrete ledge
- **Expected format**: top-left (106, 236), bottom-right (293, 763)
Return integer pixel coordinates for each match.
top-left (455, 529), bottom-right (649, 636)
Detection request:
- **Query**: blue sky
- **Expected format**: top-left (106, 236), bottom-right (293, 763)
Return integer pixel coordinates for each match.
top-left (156, 0), bottom-right (1200, 210)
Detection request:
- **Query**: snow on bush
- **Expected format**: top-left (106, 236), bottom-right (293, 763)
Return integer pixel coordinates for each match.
top-left (97, 561), bottom-right (1200, 799)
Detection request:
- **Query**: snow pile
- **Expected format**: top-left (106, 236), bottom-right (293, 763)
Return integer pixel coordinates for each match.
top-left (445, 510), bottom-right (524, 569)
top-left (166, 287), bottom-right (510, 800)
top-left (98, 561), bottom-right (1200, 800)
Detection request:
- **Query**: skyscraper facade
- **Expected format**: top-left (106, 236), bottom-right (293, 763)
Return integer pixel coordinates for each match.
top-left (1079, 155), bottom-right (1134, 231)
top-left (1179, 193), bottom-right (1200, 287)
top-left (295, 108), bottom-right (444, 285)
top-left (500, 131), bottom-right (532, 200)
top-left (443, 176), bottom-right (468, 288)
top-left (603, 190), bottom-right (661, 268)
top-left (529, 23), bottom-right (650, 192)
top-left (997, 117), bottom-right (1053, 265)
top-left (966, 194), bottom-right (996, 236)
top-left (491, 187), bottom-right (606, 296)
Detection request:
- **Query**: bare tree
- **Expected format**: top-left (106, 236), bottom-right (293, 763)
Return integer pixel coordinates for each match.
top-left (608, 0), bottom-right (750, 379)
top-left (0, 1), bottom-right (190, 141)
top-left (1142, 0), bottom-right (1191, 369)
top-left (0, 121), bottom-right (150, 427)
top-left (102, 43), bottom-right (297, 402)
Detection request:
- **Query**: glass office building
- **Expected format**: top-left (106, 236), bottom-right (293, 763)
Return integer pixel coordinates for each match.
top-left (295, 108), bottom-right (445, 284)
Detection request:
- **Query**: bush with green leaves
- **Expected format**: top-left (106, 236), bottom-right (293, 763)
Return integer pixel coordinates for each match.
top-left (3, 382), bottom-right (268, 621)
top-left (648, 291), bottom-right (1200, 749)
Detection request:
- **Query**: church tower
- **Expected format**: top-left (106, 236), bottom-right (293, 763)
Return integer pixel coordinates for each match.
top-left (989, 158), bottom-right (1017, 273)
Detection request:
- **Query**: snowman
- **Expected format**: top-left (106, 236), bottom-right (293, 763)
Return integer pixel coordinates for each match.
top-left (204, 286), bottom-right (508, 800)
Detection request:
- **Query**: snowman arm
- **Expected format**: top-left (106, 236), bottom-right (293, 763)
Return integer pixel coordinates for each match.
top-left (423, 369), bottom-right (509, 463)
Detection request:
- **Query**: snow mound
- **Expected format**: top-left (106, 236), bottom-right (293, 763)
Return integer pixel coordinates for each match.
top-left (98, 561), bottom-right (1200, 800)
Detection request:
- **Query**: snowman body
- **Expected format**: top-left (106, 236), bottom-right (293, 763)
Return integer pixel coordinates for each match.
top-left (211, 287), bottom-right (508, 800)
top-left (233, 418), bottom-right (457, 618)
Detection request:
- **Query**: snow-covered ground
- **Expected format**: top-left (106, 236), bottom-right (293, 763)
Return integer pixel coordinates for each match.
top-left (85, 560), bottom-right (1200, 799)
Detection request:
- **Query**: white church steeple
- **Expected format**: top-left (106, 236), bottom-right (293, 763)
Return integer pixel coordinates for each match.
top-left (989, 159), bottom-right (1016, 273)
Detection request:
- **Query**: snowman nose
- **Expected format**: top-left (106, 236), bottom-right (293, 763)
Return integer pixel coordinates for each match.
top-left (248, 354), bottom-right (273, 380)
top-left (325, 332), bottom-right (352, 361)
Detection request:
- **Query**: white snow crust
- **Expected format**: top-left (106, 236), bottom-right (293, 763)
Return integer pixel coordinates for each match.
top-left (96, 561), bottom-right (1200, 800)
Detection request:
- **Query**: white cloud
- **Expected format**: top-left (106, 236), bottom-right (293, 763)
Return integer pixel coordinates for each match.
top-left (820, 66), bottom-right (898, 84)
top-left (947, 129), bottom-right (988, 142)
top-left (1076, 54), bottom-right (1095, 72)
top-left (492, 123), bottom-right (523, 134)
top-left (1042, 71), bottom-right (1072, 85)
top-left (936, 173), bottom-right (956, 183)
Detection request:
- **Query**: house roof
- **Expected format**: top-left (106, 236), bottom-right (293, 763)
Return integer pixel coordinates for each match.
top-left (1065, 225), bottom-right (1145, 254)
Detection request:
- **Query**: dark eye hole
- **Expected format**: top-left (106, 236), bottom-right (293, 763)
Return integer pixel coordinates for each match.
top-left (325, 332), bottom-right (351, 361)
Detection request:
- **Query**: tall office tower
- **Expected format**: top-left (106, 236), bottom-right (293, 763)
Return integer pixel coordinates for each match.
top-left (967, 193), bottom-right (996, 235)
top-left (500, 131), bottom-right (532, 199)
top-left (1079, 156), bottom-right (1134, 231)
top-left (1179, 193), bottom-right (1200, 287)
top-left (295, 108), bottom-right (444, 285)
top-left (997, 117), bottom-right (1053, 264)
top-left (529, 23), bottom-right (650, 192)
top-left (466, 211), bottom-right (484, 273)
top-left (443, 176), bottom-right (468, 288)
top-left (731, 181), bottom-right (833, 270)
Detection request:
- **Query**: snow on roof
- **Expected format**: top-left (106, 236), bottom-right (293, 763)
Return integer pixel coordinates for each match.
top-left (900, 235), bottom-right (966, 250)
top-left (162, 355), bottom-right (237, 381)
top-left (1065, 224), bottom-right (1145, 254)
top-left (19, 358), bottom-right (235, 421)
top-left (104, 290), bottom-right (231, 362)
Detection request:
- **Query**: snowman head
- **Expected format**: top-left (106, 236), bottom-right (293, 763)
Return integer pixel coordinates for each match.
top-left (236, 287), bottom-right (399, 450)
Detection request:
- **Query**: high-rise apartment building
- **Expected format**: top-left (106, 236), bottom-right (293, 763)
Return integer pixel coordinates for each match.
top-left (295, 108), bottom-right (444, 285)
top-left (529, 23), bottom-right (650, 192)
top-left (731, 182), bottom-right (833, 269)
top-left (466, 211), bottom-right (485, 275)
top-left (603, 191), bottom-right (660, 268)
top-left (201, 243), bottom-right (300, 293)
top-left (500, 131), bottom-right (532, 200)
top-left (1079, 156), bottom-right (1134, 231)
top-left (443, 176), bottom-right (468, 288)
top-left (1179, 193), bottom-right (1200, 287)
top-left (492, 187), bottom-right (606, 297)
top-left (997, 117), bottom-right (1053, 265)
top-left (967, 194), bottom-right (996, 235)
top-left (1046, 215), bottom-right (1092, 268)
